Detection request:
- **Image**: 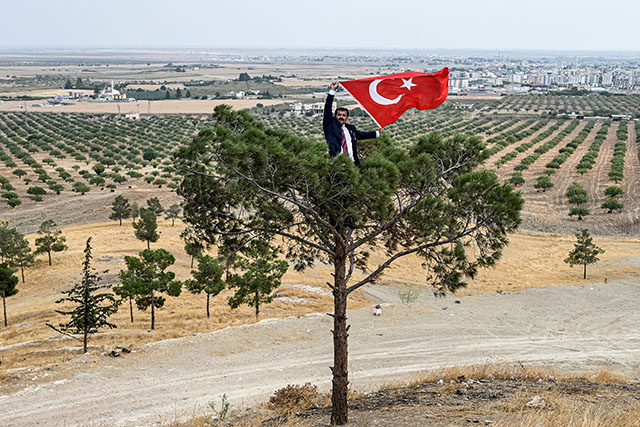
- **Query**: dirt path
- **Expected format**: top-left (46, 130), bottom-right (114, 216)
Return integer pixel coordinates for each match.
top-left (2, 279), bottom-right (640, 426)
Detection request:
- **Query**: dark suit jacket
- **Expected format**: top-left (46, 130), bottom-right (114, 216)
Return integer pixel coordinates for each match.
top-left (323, 93), bottom-right (377, 167)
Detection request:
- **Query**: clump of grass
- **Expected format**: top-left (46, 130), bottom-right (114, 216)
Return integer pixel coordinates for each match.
top-left (397, 285), bottom-right (422, 304)
top-left (267, 383), bottom-right (318, 416)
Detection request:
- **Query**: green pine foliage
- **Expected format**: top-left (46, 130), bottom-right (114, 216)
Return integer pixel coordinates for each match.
top-left (47, 238), bottom-right (118, 352)
top-left (564, 229), bottom-right (605, 279)
top-left (0, 262), bottom-right (19, 327)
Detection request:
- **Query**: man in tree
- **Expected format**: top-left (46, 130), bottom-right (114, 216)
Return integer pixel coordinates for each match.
top-left (0, 263), bottom-right (18, 327)
top-left (323, 81), bottom-right (381, 166)
top-left (48, 238), bottom-right (118, 352)
top-left (119, 249), bottom-right (181, 330)
top-left (133, 208), bottom-right (160, 249)
top-left (34, 220), bottom-right (68, 266)
top-left (176, 106), bottom-right (522, 425)
top-left (228, 244), bottom-right (287, 319)
top-left (185, 255), bottom-right (225, 318)
top-left (564, 229), bottom-right (605, 279)
top-left (110, 195), bottom-right (132, 226)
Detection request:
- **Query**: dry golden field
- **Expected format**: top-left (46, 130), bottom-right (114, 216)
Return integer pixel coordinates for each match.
top-left (1, 218), bottom-right (638, 391)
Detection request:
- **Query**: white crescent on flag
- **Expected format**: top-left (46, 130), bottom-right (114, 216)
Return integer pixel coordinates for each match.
top-left (368, 79), bottom-right (403, 105)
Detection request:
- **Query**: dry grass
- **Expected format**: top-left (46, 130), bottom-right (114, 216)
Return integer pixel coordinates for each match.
top-left (173, 364), bottom-right (640, 427)
top-left (2, 220), bottom-right (639, 393)
top-left (400, 363), bottom-right (630, 387)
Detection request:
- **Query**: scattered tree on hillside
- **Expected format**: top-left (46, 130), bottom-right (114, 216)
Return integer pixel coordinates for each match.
top-left (228, 244), bottom-right (288, 319)
top-left (133, 208), bottom-right (160, 249)
top-left (119, 249), bottom-right (181, 329)
top-left (534, 175), bottom-right (553, 192)
top-left (601, 198), bottom-right (623, 213)
top-left (564, 229), bottom-right (604, 279)
top-left (601, 185), bottom-right (624, 213)
top-left (9, 232), bottom-right (35, 283)
top-left (130, 202), bottom-right (140, 223)
top-left (0, 263), bottom-right (18, 327)
top-left (175, 106), bottom-right (523, 424)
top-left (110, 195), bottom-right (132, 226)
top-left (146, 197), bottom-right (164, 216)
top-left (164, 204), bottom-right (181, 226)
top-left (185, 255), bottom-right (225, 318)
top-left (604, 186), bottom-right (624, 199)
top-left (566, 182), bottom-right (589, 220)
top-left (34, 220), bottom-right (68, 266)
top-left (183, 233), bottom-right (205, 269)
top-left (47, 238), bottom-right (118, 353)
top-left (0, 223), bottom-right (33, 283)
top-left (92, 163), bottom-right (106, 176)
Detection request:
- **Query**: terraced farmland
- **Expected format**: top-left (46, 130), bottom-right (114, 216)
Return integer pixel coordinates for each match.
top-left (1, 91), bottom-right (639, 235)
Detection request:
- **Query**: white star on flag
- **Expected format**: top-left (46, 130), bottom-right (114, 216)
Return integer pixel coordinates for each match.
top-left (400, 78), bottom-right (417, 90)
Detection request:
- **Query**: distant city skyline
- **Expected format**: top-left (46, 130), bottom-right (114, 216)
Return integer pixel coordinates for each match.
top-left (2, 0), bottom-right (639, 52)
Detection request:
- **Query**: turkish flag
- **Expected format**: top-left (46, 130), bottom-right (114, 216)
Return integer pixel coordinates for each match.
top-left (340, 68), bottom-right (449, 128)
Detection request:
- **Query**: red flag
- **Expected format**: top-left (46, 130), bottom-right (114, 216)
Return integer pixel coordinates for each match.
top-left (340, 68), bottom-right (449, 128)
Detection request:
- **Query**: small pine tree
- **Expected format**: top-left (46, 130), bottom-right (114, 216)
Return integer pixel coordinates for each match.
top-left (0, 263), bottom-right (18, 327)
top-left (133, 208), bottom-right (160, 249)
top-left (120, 249), bottom-right (181, 329)
top-left (48, 238), bottom-right (118, 352)
top-left (34, 220), bottom-right (68, 266)
top-left (109, 195), bottom-right (132, 226)
top-left (564, 229), bottom-right (605, 279)
top-left (130, 202), bottom-right (140, 223)
top-left (185, 255), bottom-right (225, 318)
top-left (8, 230), bottom-right (35, 283)
top-left (146, 197), bottom-right (164, 216)
top-left (164, 204), bottom-right (181, 226)
top-left (183, 236), bottom-right (205, 269)
top-left (228, 244), bottom-right (288, 319)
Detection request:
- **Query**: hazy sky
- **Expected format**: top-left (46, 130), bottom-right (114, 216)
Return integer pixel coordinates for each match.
top-left (2, 0), bottom-right (638, 51)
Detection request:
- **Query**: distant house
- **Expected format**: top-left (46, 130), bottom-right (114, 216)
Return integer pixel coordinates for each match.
top-left (290, 102), bottom-right (323, 116)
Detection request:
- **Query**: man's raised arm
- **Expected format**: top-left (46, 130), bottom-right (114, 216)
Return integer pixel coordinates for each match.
top-left (323, 81), bottom-right (339, 126)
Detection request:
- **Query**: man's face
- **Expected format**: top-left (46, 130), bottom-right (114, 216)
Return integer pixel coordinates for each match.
top-left (336, 110), bottom-right (348, 125)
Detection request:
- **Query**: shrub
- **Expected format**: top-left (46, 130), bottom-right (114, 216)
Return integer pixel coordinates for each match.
top-left (268, 383), bottom-right (319, 416)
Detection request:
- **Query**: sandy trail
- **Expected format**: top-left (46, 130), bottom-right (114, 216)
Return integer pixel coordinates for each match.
top-left (2, 279), bottom-right (640, 426)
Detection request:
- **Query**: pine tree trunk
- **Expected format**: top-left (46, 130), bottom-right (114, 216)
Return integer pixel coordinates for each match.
top-left (190, 255), bottom-right (194, 269)
top-left (255, 290), bottom-right (259, 319)
top-left (583, 263), bottom-right (587, 279)
top-left (2, 291), bottom-right (7, 327)
top-left (151, 290), bottom-right (155, 330)
top-left (83, 330), bottom-right (88, 353)
top-left (331, 242), bottom-right (349, 425)
top-left (172, 218), bottom-right (175, 226)
top-left (48, 250), bottom-right (52, 266)
top-left (147, 240), bottom-right (150, 250)
top-left (20, 263), bottom-right (25, 283)
top-left (119, 217), bottom-right (122, 226)
top-left (206, 294), bottom-right (210, 318)
top-left (129, 297), bottom-right (134, 323)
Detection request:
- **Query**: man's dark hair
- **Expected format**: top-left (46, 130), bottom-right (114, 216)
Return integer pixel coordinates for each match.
top-left (335, 107), bottom-right (349, 117)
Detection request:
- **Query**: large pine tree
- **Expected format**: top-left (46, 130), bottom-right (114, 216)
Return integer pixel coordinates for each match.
top-left (175, 106), bottom-right (523, 424)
